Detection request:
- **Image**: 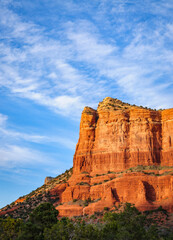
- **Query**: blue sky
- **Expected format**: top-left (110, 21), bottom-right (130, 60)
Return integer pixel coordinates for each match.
top-left (0, 0), bottom-right (173, 208)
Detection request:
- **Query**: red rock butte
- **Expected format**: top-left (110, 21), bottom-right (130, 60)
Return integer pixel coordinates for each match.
top-left (74, 97), bottom-right (173, 173)
top-left (55, 97), bottom-right (173, 217)
top-left (2, 97), bottom-right (173, 218)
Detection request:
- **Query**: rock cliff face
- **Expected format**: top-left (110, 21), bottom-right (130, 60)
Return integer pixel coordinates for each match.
top-left (73, 98), bottom-right (173, 175)
top-left (161, 109), bottom-right (173, 166)
top-left (1, 97), bottom-right (173, 218)
top-left (56, 97), bottom-right (173, 216)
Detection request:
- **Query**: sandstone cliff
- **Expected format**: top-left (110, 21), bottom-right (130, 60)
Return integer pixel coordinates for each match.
top-left (1, 97), bottom-right (173, 218)
top-left (56, 97), bottom-right (173, 216)
top-left (73, 97), bottom-right (172, 174)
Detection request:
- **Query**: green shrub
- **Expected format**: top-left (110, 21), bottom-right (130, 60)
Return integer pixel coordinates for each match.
top-left (104, 207), bottom-right (110, 211)
top-left (81, 171), bottom-right (89, 174)
top-left (77, 182), bottom-right (90, 186)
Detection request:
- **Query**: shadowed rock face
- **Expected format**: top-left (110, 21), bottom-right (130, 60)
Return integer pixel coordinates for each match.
top-left (55, 98), bottom-right (173, 217)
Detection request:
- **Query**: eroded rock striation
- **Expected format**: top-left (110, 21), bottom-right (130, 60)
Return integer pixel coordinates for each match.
top-left (56, 97), bottom-right (173, 216)
top-left (73, 98), bottom-right (172, 174)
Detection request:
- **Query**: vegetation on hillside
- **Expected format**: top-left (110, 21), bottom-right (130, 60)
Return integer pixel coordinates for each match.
top-left (2, 165), bottom-right (173, 220)
top-left (1, 202), bottom-right (173, 240)
top-left (0, 168), bottom-right (73, 220)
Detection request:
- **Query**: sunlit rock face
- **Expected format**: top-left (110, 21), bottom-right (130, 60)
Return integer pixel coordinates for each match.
top-left (55, 97), bottom-right (173, 216)
top-left (73, 97), bottom-right (166, 175)
top-left (3, 97), bottom-right (173, 218)
top-left (161, 109), bottom-right (173, 166)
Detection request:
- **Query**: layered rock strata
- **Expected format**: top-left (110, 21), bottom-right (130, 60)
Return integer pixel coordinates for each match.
top-left (73, 97), bottom-right (173, 174)
top-left (56, 97), bottom-right (173, 216)
top-left (56, 171), bottom-right (173, 217)
top-left (2, 97), bottom-right (173, 218)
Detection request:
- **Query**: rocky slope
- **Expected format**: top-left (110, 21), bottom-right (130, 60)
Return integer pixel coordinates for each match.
top-left (1, 97), bottom-right (173, 219)
top-left (0, 168), bottom-right (72, 219)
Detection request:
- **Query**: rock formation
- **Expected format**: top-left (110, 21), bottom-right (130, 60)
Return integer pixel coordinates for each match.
top-left (1, 97), bottom-right (173, 218)
top-left (74, 97), bottom-right (166, 174)
top-left (44, 176), bottom-right (54, 184)
top-left (56, 97), bottom-right (173, 216)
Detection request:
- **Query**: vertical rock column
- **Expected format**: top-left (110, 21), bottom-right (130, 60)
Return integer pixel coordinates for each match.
top-left (161, 109), bottom-right (173, 166)
top-left (92, 109), bottom-right (130, 172)
top-left (129, 109), bottom-right (162, 167)
top-left (73, 107), bottom-right (97, 174)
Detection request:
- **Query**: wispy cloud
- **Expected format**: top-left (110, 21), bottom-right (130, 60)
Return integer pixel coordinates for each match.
top-left (0, 127), bottom-right (76, 150)
top-left (0, 0), bottom-right (173, 117)
top-left (0, 113), bottom-right (76, 150)
top-left (0, 113), bottom-right (8, 126)
top-left (0, 144), bottom-right (49, 168)
top-left (0, 111), bottom-right (75, 173)
top-left (0, 125), bottom-right (75, 173)
top-left (0, 3), bottom-right (86, 117)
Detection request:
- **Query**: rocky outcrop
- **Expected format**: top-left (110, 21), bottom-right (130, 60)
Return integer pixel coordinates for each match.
top-left (44, 176), bottom-right (54, 184)
top-left (56, 97), bottom-right (173, 216)
top-left (56, 168), bottom-right (173, 215)
top-left (73, 97), bottom-right (165, 174)
top-left (2, 98), bottom-right (173, 218)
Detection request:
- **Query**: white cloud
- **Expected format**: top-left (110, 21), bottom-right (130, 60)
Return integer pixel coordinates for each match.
top-left (0, 112), bottom-right (76, 172)
top-left (1, 128), bottom-right (76, 150)
top-left (67, 30), bottom-right (116, 63)
top-left (0, 6), bottom-right (96, 117)
top-left (166, 24), bottom-right (173, 40)
top-left (0, 113), bottom-right (76, 150)
top-left (0, 145), bottom-right (48, 168)
top-left (0, 0), bottom-right (173, 120)
top-left (0, 114), bottom-right (8, 127)
top-left (65, 17), bottom-right (173, 109)
top-left (0, 117), bottom-right (76, 170)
